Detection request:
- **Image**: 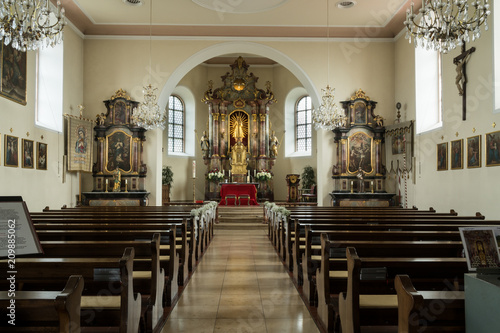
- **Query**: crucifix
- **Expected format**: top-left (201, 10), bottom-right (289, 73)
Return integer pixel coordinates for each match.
top-left (453, 43), bottom-right (476, 121)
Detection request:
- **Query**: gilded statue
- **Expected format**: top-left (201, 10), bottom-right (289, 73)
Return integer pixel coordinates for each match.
top-left (270, 130), bottom-right (279, 158)
top-left (230, 139), bottom-right (248, 175)
top-left (113, 167), bottom-right (121, 192)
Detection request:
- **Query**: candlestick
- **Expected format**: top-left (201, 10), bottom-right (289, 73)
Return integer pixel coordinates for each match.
top-left (371, 181), bottom-right (374, 193)
top-left (350, 180), bottom-right (353, 194)
top-left (192, 160), bottom-right (196, 178)
top-left (105, 179), bottom-right (108, 193)
top-left (125, 179), bottom-right (128, 193)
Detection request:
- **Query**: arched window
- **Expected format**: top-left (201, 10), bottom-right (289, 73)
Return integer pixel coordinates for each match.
top-left (168, 95), bottom-right (185, 153)
top-left (296, 96), bottom-right (312, 152)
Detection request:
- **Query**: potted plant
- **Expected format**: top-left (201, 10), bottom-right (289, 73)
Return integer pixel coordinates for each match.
top-left (301, 165), bottom-right (316, 189)
top-left (162, 166), bottom-right (173, 204)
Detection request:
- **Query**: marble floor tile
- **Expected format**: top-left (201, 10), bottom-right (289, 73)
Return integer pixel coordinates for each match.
top-left (160, 318), bottom-right (216, 333)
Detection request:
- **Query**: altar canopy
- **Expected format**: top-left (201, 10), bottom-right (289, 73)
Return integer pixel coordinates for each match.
top-left (202, 57), bottom-right (277, 201)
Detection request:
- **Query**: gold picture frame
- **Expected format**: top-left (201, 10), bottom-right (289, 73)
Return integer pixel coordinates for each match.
top-left (485, 131), bottom-right (500, 167)
top-left (450, 139), bottom-right (463, 170)
top-left (105, 129), bottom-right (133, 173)
top-left (437, 142), bottom-right (448, 171)
top-left (467, 135), bottom-right (481, 168)
top-left (22, 138), bottom-right (34, 169)
top-left (347, 131), bottom-right (373, 174)
top-left (0, 43), bottom-right (27, 105)
top-left (36, 142), bottom-right (47, 170)
top-left (4, 135), bottom-right (18, 167)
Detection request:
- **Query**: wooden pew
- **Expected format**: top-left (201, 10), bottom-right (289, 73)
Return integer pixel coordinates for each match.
top-left (288, 217), bottom-right (499, 280)
top-left (0, 248), bottom-right (142, 333)
top-left (33, 225), bottom-right (190, 289)
top-left (301, 228), bottom-right (463, 306)
top-left (38, 233), bottom-right (169, 332)
top-left (395, 275), bottom-right (465, 333)
top-left (0, 275), bottom-right (84, 333)
top-left (336, 246), bottom-right (467, 333)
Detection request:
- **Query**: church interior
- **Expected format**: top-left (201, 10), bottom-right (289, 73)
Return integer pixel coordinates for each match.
top-left (1, 0), bottom-right (500, 332)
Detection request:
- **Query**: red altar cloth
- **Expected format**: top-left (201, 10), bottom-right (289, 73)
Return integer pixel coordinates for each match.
top-left (219, 184), bottom-right (259, 206)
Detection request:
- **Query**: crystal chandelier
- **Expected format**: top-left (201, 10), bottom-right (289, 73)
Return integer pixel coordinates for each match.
top-left (312, 85), bottom-right (346, 130)
top-left (312, 0), bottom-right (347, 131)
top-left (132, 0), bottom-right (165, 130)
top-left (0, 0), bottom-right (65, 51)
top-left (132, 84), bottom-right (166, 130)
top-left (404, 0), bottom-right (490, 53)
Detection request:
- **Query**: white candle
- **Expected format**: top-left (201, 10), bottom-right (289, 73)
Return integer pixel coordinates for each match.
top-left (254, 170), bottom-right (256, 177)
top-left (229, 170), bottom-right (231, 178)
top-left (192, 160), bottom-right (196, 178)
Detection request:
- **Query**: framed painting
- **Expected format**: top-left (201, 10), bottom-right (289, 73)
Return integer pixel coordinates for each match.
top-left (37, 142), bottom-right (47, 170)
top-left (22, 139), bottom-right (34, 169)
top-left (486, 131), bottom-right (500, 167)
top-left (0, 43), bottom-right (27, 105)
top-left (105, 130), bottom-right (132, 173)
top-left (352, 101), bottom-right (367, 125)
top-left (4, 135), bottom-right (18, 167)
top-left (347, 131), bottom-right (373, 174)
top-left (450, 139), bottom-right (463, 170)
top-left (467, 135), bottom-right (481, 168)
top-left (437, 142), bottom-right (448, 171)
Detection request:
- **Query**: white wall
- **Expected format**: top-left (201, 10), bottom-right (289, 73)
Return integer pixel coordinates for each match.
top-left (394, 27), bottom-right (500, 219)
top-left (0, 26), bottom-right (84, 212)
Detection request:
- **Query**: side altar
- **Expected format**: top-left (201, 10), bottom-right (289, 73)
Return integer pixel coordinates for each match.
top-left (83, 89), bottom-right (149, 206)
top-left (330, 89), bottom-right (395, 206)
top-left (201, 57), bottom-right (277, 201)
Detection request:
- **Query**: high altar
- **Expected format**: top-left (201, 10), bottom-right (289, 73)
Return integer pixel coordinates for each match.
top-left (330, 89), bottom-right (395, 207)
top-left (201, 57), bottom-right (277, 201)
top-left (82, 89), bottom-right (149, 206)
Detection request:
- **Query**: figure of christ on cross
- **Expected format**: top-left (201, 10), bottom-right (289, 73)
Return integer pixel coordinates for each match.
top-left (453, 43), bottom-right (476, 121)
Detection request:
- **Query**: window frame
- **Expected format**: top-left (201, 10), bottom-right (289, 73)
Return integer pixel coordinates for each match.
top-left (295, 95), bottom-right (312, 153)
top-left (167, 94), bottom-right (185, 154)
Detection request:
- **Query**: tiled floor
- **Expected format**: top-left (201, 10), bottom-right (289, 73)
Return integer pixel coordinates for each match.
top-left (160, 229), bottom-right (320, 333)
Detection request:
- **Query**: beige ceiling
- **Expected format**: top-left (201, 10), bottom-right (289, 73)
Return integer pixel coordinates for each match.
top-left (63, 0), bottom-right (421, 39)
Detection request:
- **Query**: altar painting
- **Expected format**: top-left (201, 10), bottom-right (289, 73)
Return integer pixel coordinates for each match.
top-left (348, 131), bottom-right (373, 174)
top-left (106, 130), bottom-right (132, 173)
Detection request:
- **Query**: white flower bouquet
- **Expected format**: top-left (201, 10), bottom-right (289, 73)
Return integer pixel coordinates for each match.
top-left (255, 170), bottom-right (272, 181)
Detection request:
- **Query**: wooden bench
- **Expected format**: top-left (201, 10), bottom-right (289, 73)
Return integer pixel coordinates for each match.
top-left (301, 228), bottom-right (463, 306)
top-left (33, 224), bottom-right (190, 289)
top-left (336, 246), bottom-right (467, 333)
top-left (38, 233), bottom-right (169, 332)
top-left (0, 275), bottom-right (84, 333)
top-left (0, 248), bottom-right (142, 332)
top-left (395, 274), bottom-right (465, 333)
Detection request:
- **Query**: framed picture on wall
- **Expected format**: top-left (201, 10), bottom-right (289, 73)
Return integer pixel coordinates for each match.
top-left (0, 43), bottom-right (27, 105)
top-left (36, 142), bottom-right (47, 170)
top-left (437, 142), bottom-right (448, 171)
top-left (4, 135), bottom-right (18, 167)
top-left (467, 135), bottom-right (481, 168)
top-left (451, 139), bottom-right (463, 170)
top-left (21, 139), bottom-right (34, 169)
top-left (485, 131), bottom-right (500, 167)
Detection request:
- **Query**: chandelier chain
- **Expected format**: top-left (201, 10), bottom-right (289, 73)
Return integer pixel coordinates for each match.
top-left (132, 0), bottom-right (165, 130)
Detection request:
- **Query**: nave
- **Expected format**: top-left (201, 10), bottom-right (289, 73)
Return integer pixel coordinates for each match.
top-left (160, 228), bottom-right (320, 333)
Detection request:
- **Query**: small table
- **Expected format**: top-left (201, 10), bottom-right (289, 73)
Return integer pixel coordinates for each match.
top-left (219, 183), bottom-right (258, 206)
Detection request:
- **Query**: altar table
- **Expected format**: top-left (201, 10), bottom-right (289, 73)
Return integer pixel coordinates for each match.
top-left (219, 184), bottom-right (258, 206)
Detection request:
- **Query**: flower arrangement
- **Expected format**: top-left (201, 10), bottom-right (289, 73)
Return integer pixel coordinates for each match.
top-left (255, 170), bottom-right (272, 181)
top-left (207, 169), bottom-right (224, 182)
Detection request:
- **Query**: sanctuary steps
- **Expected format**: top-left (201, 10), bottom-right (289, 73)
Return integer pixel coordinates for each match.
top-left (217, 205), bottom-right (266, 230)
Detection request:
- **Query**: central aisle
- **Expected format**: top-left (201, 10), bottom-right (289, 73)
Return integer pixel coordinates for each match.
top-left (160, 228), bottom-right (320, 333)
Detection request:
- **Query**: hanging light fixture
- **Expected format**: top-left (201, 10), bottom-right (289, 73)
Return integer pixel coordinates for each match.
top-left (0, 0), bottom-right (66, 51)
top-left (312, 0), bottom-right (347, 131)
top-left (404, 0), bottom-right (490, 53)
top-left (132, 0), bottom-right (165, 130)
